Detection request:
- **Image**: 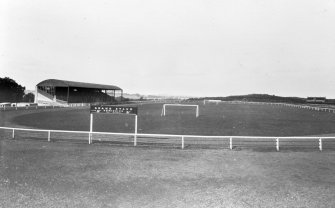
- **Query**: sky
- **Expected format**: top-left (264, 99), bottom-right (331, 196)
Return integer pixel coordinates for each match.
top-left (1, 0), bottom-right (335, 97)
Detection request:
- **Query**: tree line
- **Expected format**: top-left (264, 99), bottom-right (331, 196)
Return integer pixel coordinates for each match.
top-left (0, 77), bottom-right (35, 103)
top-left (189, 94), bottom-right (308, 104)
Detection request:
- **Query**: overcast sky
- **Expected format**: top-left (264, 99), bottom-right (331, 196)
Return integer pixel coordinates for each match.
top-left (1, 0), bottom-right (335, 97)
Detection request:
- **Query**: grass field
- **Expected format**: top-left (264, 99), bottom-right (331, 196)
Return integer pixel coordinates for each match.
top-left (0, 139), bottom-right (334, 208)
top-left (1, 102), bottom-right (335, 207)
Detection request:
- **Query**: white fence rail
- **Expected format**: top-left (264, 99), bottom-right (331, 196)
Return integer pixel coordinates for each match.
top-left (1, 126), bottom-right (335, 151)
top-left (218, 101), bottom-right (335, 113)
top-left (2, 100), bottom-right (335, 113)
top-left (0, 105), bottom-right (66, 111)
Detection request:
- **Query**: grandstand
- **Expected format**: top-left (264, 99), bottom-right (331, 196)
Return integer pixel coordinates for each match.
top-left (35, 79), bottom-right (122, 106)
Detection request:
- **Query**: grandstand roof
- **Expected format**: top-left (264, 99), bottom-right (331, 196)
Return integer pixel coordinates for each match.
top-left (37, 79), bottom-right (122, 90)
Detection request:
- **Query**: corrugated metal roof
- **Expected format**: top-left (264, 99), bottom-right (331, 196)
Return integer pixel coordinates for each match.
top-left (37, 79), bottom-right (122, 90)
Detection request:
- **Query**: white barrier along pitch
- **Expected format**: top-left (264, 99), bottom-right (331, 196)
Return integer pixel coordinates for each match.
top-left (2, 126), bottom-right (335, 151)
top-left (219, 101), bottom-right (335, 114)
top-left (161, 104), bottom-right (199, 117)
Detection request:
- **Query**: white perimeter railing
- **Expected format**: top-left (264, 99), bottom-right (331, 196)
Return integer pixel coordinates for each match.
top-left (0, 105), bottom-right (66, 111)
top-left (216, 101), bottom-right (335, 113)
top-left (2, 101), bottom-right (335, 113)
top-left (1, 126), bottom-right (335, 151)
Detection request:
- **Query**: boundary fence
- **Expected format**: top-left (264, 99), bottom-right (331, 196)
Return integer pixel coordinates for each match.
top-left (1, 126), bottom-right (335, 151)
top-left (0, 105), bottom-right (65, 111)
top-left (3, 101), bottom-right (335, 113)
top-left (216, 101), bottom-right (335, 113)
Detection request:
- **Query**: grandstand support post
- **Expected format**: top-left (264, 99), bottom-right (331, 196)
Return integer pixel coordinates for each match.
top-left (319, 138), bottom-right (322, 151)
top-left (134, 115), bottom-right (138, 146)
top-left (276, 138), bottom-right (279, 151)
top-left (48, 130), bottom-right (51, 142)
top-left (12, 128), bottom-right (15, 139)
top-left (229, 137), bottom-right (233, 150)
top-left (89, 113), bottom-right (93, 144)
top-left (181, 136), bottom-right (184, 149)
top-left (196, 106), bottom-right (199, 117)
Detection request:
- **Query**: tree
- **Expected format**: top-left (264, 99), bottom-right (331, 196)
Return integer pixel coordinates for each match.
top-left (0, 77), bottom-right (25, 102)
top-left (23, 93), bottom-right (35, 103)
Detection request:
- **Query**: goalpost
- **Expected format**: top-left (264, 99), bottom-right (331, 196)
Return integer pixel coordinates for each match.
top-left (161, 104), bottom-right (199, 117)
top-left (203, 99), bottom-right (221, 105)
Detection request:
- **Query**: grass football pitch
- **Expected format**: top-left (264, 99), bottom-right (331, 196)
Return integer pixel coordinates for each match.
top-left (1, 102), bottom-right (335, 207)
top-left (4, 102), bottom-right (335, 136)
top-left (0, 139), bottom-right (334, 208)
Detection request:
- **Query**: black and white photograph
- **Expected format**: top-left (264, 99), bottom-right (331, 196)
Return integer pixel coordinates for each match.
top-left (1, 0), bottom-right (335, 207)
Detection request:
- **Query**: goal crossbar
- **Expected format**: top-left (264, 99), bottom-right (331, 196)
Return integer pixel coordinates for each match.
top-left (161, 104), bottom-right (199, 117)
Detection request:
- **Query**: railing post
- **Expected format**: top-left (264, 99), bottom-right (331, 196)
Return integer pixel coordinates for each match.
top-left (12, 128), bottom-right (15, 139)
top-left (89, 133), bottom-right (92, 144)
top-left (319, 138), bottom-right (322, 151)
top-left (48, 130), bottom-right (51, 142)
top-left (181, 136), bottom-right (184, 149)
top-left (134, 115), bottom-right (138, 146)
top-left (229, 137), bottom-right (233, 150)
top-left (276, 138), bottom-right (279, 151)
top-left (89, 113), bottom-right (93, 144)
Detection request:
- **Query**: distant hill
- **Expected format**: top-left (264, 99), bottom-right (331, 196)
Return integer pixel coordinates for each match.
top-left (189, 94), bottom-right (307, 104)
